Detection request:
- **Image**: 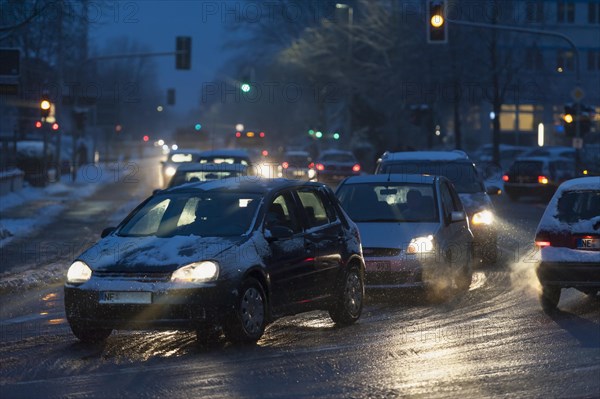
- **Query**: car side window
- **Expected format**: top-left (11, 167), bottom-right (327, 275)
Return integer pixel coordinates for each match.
top-left (318, 188), bottom-right (339, 223)
top-left (439, 183), bottom-right (455, 219)
top-left (297, 189), bottom-right (329, 228)
top-left (447, 183), bottom-right (463, 212)
top-left (265, 192), bottom-right (302, 234)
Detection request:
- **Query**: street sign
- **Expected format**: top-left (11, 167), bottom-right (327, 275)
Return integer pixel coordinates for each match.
top-left (571, 87), bottom-right (585, 102)
top-left (572, 137), bottom-right (583, 149)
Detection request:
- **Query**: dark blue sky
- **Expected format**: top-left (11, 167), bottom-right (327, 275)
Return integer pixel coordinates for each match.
top-left (90, 1), bottom-right (231, 115)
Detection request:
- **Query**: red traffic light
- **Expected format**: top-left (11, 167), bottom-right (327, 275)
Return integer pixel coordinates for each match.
top-left (259, 131), bottom-right (265, 138)
top-left (35, 121), bottom-right (43, 128)
top-left (235, 131), bottom-right (242, 138)
top-left (143, 135), bottom-right (150, 142)
top-left (51, 123), bottom-right (59, 131)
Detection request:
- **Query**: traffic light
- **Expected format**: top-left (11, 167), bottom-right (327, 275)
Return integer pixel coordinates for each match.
top-left (427, 1), bottom-right (447, 44)
top-left (563, 103), bottom-right (592, 137)
top-left (240, 75), bottom-right (251, 93)
top-left (176, 36), bottom-right (191, 70)
top-left (333, 132), bottom-right (340, 140)
top-left (167, 88), bottom-right (175, 105)
top-left (40, 95), bottom-right (51, 119)
top-left (194, 123), bottom-right (202, 131)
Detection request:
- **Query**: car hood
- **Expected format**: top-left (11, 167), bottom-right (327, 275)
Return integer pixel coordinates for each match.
top-left (356, 222), bottom-right (440, 249)
top-left (79, 235), bottom-right (244, 273)
top-left (458, 192), bottom-right (492, 215)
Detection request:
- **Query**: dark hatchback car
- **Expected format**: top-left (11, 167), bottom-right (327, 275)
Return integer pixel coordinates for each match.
top-left (534, 177), bottom-right (600, 311)
top-left (64, 178), bottom-right (365, 344)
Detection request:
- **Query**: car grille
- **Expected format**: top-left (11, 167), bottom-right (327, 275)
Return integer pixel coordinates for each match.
top-left (93, 271), bottom-right (172, 282)
top-left (363, 247), bottom-right (402, 257)
top-left (366, 270), bottom-right (422, 285)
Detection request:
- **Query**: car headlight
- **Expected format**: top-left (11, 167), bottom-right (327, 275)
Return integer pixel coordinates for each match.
top-left (406, 235), bottom-right (434, 254)
top-left (171, 261), bottom-right (219, 283)
top-left (67, 261), bottom-right (92, 284)
top-left (472, 210), bottom-right (494, 225)
top-left (165, 166), bottom-right (177, 177)
top-left (308, 169), bottom-right (316, 179)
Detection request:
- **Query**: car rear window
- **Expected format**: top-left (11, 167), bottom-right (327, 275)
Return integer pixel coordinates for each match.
top-left (510, 161), bottom-right (543, 176)
top-left (556, 190), bottom-right (600, 223)
top-left (169, 153), bottom-right (195, 163)
top-left (199, 157), bottom-right (249, 165)
top-left (320, 153), bottom-right (355, 163)
top-left (379, 162), bottom-right (483, 193)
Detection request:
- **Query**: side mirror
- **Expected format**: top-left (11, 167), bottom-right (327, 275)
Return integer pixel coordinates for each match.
top-left (101, 227), bottom-right (116, 238)
top-left (450, 211), bottom-right (466, 223)
top-left (486, 186), bottom-right (501, 195)
top-left (265, 225), bottom-right (294, 242)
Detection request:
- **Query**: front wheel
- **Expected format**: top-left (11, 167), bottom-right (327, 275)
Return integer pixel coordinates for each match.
top-left (540, 285), bottom-right (561, 312)
top-left (329, 265), bottom-right (364, 326)
top-left (223, 278), bottom-right (267, 344)
top-left (69, 322), bottom-right (112, 343)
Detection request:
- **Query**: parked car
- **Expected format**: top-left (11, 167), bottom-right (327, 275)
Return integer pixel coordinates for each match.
top-left (279, 150), bottom-right (315, 181)
top-left (64, 178), bottom-right (365, 344)
top-left (375, 151), bottom-right (499, 263)
top-left (336, 174), bottom-right (474, 298)
top-left (161, 149), bottom-right (203, 187)
top-left (167, 163), bottom-right (248, 188)
top-left (534, 177), bottom-right (600, 311)
top-left (503, 156), bottom-right (578, 201)
top-left (314, 149), bottom-right (361, 185)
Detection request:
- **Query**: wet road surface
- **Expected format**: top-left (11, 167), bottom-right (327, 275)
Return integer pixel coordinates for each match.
top-left (1, 178), bottom-right (599, 398)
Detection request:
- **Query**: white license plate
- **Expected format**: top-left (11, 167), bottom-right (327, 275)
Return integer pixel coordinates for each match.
top-left (367, 261), bottom-right (391, 272)
top-left (99, 291), bottom-right (152, 304)
top-left (577, 238), bottom-right (600, 250)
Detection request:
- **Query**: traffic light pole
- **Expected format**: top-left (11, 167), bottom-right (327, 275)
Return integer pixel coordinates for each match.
top-left (446, 19), bottom-right (582, 146)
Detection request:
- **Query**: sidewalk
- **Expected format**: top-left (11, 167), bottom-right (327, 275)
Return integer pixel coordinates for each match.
top-left (0, 158), bottom-right (159, 291)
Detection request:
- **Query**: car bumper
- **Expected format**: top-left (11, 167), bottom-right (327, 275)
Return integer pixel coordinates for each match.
top-left (364, 254), bottom-right (439, 289)
top-left (64, 278), bottom-right (236, 329)
top-left (537, 261), bottom-right (600, 289)
top-left (470, 225), bottom-right (496, 252)
top-left (504, 183), bottom-right (556, 196)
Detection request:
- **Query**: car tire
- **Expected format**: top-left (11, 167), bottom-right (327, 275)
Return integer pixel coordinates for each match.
top-left (329, 264), bottom-right (364, 326)
top-left (69, 322), bottom-right (112, 343)
top-left (223, 278), bottom-right (267, 344)
top-left (540, 285), bottom-right (561, 312)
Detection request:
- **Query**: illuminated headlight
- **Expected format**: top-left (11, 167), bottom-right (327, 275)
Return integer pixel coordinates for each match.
top-left (308, 169), bottom-right (316, 179)
top-left (67, 261), bottom-right (92, 284)
top-left (406, 235), bottom-right (434, 254)
top-left (165, 166), bottom-right (176, 177)
top-left (472, 210), bottom-right (494, 225)
top-left (171, 261), bottom-right (219, 283)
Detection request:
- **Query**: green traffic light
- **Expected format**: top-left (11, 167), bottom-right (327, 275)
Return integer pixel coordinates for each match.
top-left (194, 123), bottom-right (202, 131)
top-left (333, 132), bottom-right (340, 140)
top-left (241, 83), bottom-right (251, 93)
top-left (315, 131), bottom-right (323, 138)
top-left (308, 129), bottom-right (315, 135)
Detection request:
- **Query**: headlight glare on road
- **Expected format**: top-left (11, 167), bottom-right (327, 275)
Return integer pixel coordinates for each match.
top-left (406, 235), bottom-right (434, 254)
top-left (472, 210), bottom-right (494, 225)
top-left (67, 261), bottom-right (92, 284)
top-left (171, 261), bottom-right (219, 283)
top-left (165, 166), bottom-right (176, 177)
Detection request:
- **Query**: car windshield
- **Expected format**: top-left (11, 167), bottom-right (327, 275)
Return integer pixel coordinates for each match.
top-left (320, 153), bottom-right (355, 163)
top-left (337, 183), bottom-right (438, 223)
top-left (380, 162), bottom-right (483, 193)
top-left (556, 190), bottom-right (600, 224)
top-left (169, 170), bottom-right (244, 187)
top-left (286, 155), bottom-right (311, 165)
top-left (118, 192), bottom-right (261, 237)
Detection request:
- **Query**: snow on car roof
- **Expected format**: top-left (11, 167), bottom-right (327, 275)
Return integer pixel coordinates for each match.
top-left (514, 156), bottom-right (574, 164)
top-left (342, 173), bottom-right (438, 185)
top-left (557, 176), bottom-right (600, 191)
top-left (175, 163), bottom-right (247, 172)
top-left (284, 150), bottom-right (310, 156)
top-left (381, 151), bottom-right (469, 161)
top-left (166, 176), bottom-right (323, 194)
top-left (170, 148), bottom-right (203, 154)
top-left (320, 149), bottom-right (354, 155)
top-left (199, 149), bottom-right (250, 157)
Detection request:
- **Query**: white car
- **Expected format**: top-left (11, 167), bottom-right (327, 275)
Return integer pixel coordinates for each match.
top-left (535, 176), bottom-right (600, 311)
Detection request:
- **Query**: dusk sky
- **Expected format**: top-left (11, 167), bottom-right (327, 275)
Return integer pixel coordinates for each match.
top-left (90, 1), bottom-right (234, 115)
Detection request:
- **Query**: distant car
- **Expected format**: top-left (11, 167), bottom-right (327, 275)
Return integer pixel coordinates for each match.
top-left (534, 177), bottom-right (600, 311)
top-left (167, 163), bottom-right (248, 188)
top-left (521, 146), bottom-right (576, 162)
top-left (64, 178), bottom-right (365, 344)
top-left (161, 149), bottom-right (203, 187)
top-left (279, 150), bottom-right (315, 181)
top-left (375, 151), bottom-right (499, 263)
top-left (503, 156), bottom-right (578, 201)
top-left (314, 149), bottom-right (361, 185)
top-left (336, 174), bottom-right (474, 298)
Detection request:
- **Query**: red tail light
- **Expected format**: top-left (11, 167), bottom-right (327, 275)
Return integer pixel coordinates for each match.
top-left (308, 162), bottom-right (314, 169)
top-left (535, 241), bottom-right (551, 248)
top-left (282, 161), bottom-right (289, 169)
top-left (352, 164), bottom-right (361, 173)
top-left (502, 174), bottom-right (509, 182)
top-left (538, 175), bottom-right (549, 184)
top-left (316, 163), bottom-right (325, 171)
